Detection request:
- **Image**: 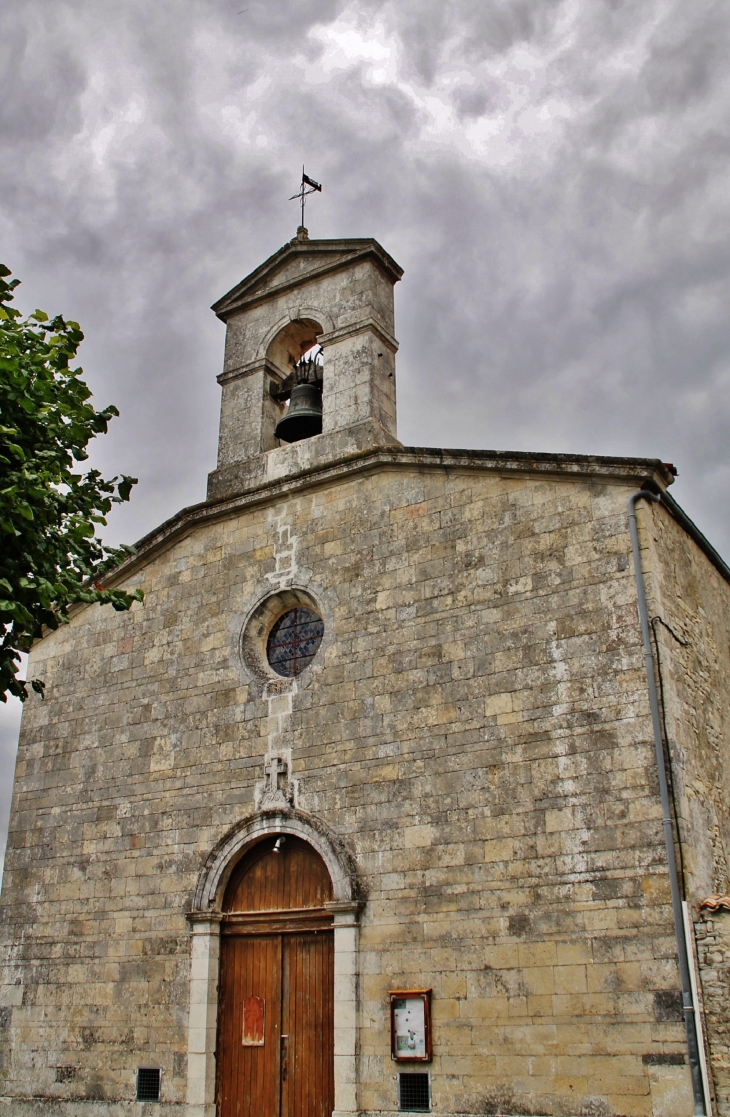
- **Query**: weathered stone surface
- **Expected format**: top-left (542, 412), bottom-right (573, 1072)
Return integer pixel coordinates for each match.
top-left (0, 235), bottom-right (728, 1117)
top-left (208, 235), bottom-right (401, 500)
top-left (640, 504), bottom-right (730, 1115)
top-left (694, 914), bottom-right (730, 1115)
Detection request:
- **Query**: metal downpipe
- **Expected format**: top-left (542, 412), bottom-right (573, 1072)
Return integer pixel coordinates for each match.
top-left (628, 490), bottom-right (706, 1115)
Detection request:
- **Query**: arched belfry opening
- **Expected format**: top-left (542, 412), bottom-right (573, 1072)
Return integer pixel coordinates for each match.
top-left (266, 318), bottom-right (325, 445)
top-left (266, 322), bottom-right (325, 444)
top-left (215, 836), bottom-right (335, 1117)
top-left (265, 317), bottom-right (321, 378)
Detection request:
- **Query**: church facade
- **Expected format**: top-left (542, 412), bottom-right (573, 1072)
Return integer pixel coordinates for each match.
top-left (1, 231), bottom-right (729, 1117)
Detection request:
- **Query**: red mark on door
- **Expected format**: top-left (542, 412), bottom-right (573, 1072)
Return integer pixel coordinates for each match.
top-left (242, 996), bottom-right (265, 1046)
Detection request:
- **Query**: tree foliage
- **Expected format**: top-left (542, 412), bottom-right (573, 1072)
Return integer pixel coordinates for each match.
top-left (0, 265), bottom-right (143, 703)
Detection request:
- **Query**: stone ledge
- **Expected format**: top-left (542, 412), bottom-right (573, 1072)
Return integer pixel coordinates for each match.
top-left (98, 442), bottom-right (673, 597)
top-left (319, 316), bottom-right (399, 354)
top-left (0, 1101), bottom-right (186, 1115)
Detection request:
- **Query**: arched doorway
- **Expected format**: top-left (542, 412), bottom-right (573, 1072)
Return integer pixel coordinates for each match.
top-left (215, 835), bottom-right (335, 1117)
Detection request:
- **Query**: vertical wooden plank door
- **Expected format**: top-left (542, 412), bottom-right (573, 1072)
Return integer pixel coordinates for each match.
top-left (217, 837), bottom-right (335, 1117)
top-left (217, 930), bottom-right (334, 1117)
top-left (216, 935), bottom-right (282, 1117)
top-left (281, 932), bottom-right (335, 1117)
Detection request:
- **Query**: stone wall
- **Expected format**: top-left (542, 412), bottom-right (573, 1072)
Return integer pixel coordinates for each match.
top-left (0, 458), bottom-right (699, 1115)
top-left (643, 500), bottom-right (730, 1115)
top-left (694, 914), bottom-right (730, 1116)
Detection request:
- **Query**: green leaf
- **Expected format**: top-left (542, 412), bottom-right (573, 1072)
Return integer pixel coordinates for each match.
top-left (0, 266), bottom-right (143, 701)
top-left (116, 475), bottom-right (138, 502)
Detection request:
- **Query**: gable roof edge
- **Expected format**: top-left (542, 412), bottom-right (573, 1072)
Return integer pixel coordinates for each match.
top-left (656, 488), bottom-right (730, 586)
top-left (50, 447), bottom-right (729, 638)
top-left (95, 446), bottom-right (684, 589)
top-left (211, 238), bottom-right (403, 321)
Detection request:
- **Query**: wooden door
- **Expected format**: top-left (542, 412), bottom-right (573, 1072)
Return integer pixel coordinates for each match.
top-left (217, 935), bottom-right (282, 1117)
top-left (281, 932), bottom-right (334, 1117)
top-left (216, 838), bottom-right (335, 1117)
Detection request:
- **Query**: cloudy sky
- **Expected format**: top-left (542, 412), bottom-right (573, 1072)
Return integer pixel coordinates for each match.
top-left (1, 0), bottom-right (729, 867)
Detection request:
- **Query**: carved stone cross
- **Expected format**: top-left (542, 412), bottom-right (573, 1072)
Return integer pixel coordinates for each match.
top-left (258, 755), bottom-right (294, 812)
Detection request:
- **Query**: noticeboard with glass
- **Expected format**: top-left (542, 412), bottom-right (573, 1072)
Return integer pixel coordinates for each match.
top-left (389, 989), bottom-right (432, 1063)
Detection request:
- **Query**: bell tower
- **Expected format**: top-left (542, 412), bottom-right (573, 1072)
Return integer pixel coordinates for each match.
top-left (207, 229), bottom-right (403, 501)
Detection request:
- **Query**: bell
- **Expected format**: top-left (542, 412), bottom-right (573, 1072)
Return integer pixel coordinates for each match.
top-left (274, 382), bottom-right (323, 443)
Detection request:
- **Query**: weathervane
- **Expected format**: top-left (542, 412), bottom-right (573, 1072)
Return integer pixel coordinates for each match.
top-left (290, 167), bottom-right (322, 232)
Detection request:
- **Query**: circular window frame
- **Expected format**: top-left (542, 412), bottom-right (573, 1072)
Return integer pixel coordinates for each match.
top-left (240, 588), bottom-right (325, 682)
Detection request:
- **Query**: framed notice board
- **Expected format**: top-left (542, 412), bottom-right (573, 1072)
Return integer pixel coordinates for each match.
top-left (389, 989), bottom-right (432, 1062)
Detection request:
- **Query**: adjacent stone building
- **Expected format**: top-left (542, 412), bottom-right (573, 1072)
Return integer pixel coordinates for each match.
top-left (1, 229), bottom-right (729, 1117)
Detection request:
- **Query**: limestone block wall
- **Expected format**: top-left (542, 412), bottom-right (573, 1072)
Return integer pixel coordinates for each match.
top-left (320, 322), bottom-right (397, 441)
top-left (216, 364), bottom-right (272, 466)
top-left (694, 914), bottom-right (730, 1115)
top-left (0, 461), bottom-right (695, 1115)
top-left (641, 501), bottom-right (730, 1114)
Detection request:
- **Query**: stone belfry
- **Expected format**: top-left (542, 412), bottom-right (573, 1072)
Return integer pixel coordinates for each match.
top-left (207, 228), bottom-right (403, 501)
top-left (1, 223), bottom-right (730, 1117)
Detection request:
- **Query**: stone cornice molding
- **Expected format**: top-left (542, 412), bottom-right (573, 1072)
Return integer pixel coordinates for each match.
top-left (94, 446), bottom-right (675, 595)
top-left (325, 900), bottom-right (365, 914)
top-left (216, 357), bottom-right (283, 386)
top-left (212, 239), bottom-right (403, 321)
top-left (318, 317), bottom-right (399, 354)
top-left (186, 911), bottom-right (224, 929)
top-left (325, 899), bottom-right (365, 927)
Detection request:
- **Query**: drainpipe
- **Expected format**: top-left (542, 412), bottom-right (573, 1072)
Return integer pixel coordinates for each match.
top-left (627, 490), bottom-right (706, 1115)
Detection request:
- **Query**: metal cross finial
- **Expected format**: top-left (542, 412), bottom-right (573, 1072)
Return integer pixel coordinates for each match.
top-left (289, 166), bottom-right (322, 232)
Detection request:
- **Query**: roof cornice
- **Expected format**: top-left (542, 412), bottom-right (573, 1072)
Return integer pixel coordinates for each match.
top-left (100, 445), bottom-right (679, 590)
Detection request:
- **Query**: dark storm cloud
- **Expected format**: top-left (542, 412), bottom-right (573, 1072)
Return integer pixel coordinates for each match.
top-left (1, 0), bottom-right (729, 859)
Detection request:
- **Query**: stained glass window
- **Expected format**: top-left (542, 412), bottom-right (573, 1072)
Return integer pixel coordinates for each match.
top-left (266, 607), bottom-right (324, 677)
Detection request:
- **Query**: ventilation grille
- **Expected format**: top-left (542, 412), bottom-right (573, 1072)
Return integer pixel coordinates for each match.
top-left (136, 1067), bottom-right (161, 1102)
top-left (399, 1072), bottom-right (430, 1112)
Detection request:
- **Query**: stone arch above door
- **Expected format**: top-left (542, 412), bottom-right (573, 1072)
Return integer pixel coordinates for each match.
top-left (192, 809), bottom-right (360, 913)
